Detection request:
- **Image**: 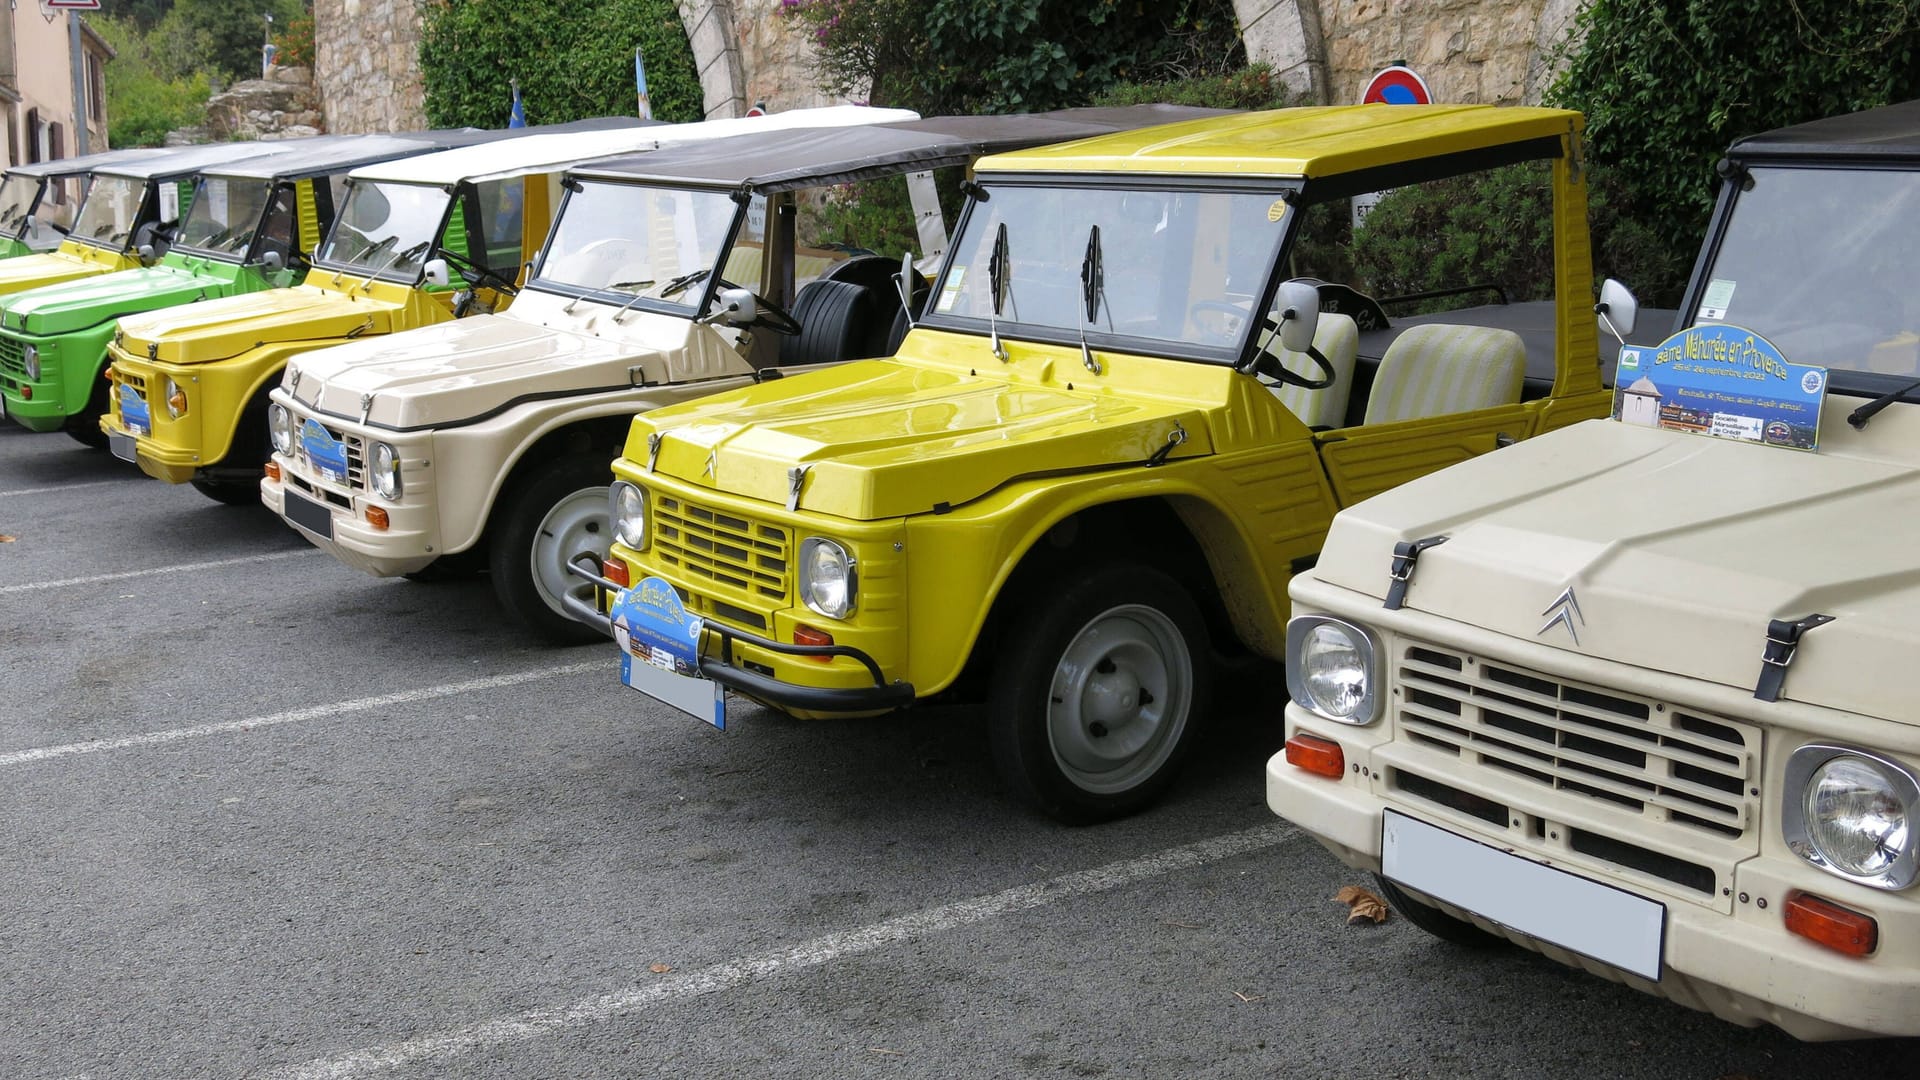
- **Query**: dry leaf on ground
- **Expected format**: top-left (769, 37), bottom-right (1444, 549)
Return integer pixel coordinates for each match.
top-left (648, 963), bottom-right (672, 974)
top-left (1333, 884), bottom-right (1390, 924)
top-left (0, 534), bottom-right (15, 543)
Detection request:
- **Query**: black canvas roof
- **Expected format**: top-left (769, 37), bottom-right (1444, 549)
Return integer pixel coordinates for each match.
top-left (569, 105), bottom-right (1231, 193)
top-left (1730, 98), bottom-right (1920, 161)
top-left (6, 146), bottom-right (172, 181)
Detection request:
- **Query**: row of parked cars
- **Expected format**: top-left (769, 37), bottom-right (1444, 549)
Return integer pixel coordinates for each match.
top-left (2, 98), bottom-right (1915, 1042)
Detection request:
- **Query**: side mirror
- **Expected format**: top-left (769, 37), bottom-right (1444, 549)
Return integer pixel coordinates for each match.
top-left (1597, 278), bottom-right (1639, 341)
top-left (21, 214), bottom-right (34, 235)
top-left (423, 258), bottom-right (450, 288)
top-left (895, 249), bottom-right (917, 319)
top-left (138, 243), bottom-right (157, 265)
top-left (1274, 280), bottom-right (1322, 354)
top-left (260, 250), bottom-right (285, 272)
top-left (702, 285), bottom-right (759, 327)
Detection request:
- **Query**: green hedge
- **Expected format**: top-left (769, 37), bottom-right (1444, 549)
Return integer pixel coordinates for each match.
top-left (419, 0), bottom-right (702, 129)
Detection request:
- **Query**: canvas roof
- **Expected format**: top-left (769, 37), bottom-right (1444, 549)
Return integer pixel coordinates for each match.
top-left (6, 146), bottom-right (172, 181)
top-left (1730, 98), bottom-right (1920, 161)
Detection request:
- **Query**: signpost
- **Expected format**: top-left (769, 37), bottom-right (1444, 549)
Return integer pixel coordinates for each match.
top-left (57, 2), bottom-right (103, 158)
top-left (1352, 64), bottom-right (1433, 230)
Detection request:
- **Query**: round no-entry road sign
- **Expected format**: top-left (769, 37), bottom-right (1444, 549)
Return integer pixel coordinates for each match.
top-left (1362, 66), bottom-right (1432, 105)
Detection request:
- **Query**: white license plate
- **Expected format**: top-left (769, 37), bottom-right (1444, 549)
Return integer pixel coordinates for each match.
top-left (109, 431), bottom-right (138, 463)
top-left (1381, 809), bottom-right (1666, 980)
top-left (621, 647), bottom-right (726, 730)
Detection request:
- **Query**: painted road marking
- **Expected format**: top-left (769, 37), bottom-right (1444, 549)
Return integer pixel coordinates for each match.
top-left (0, 479), bottom-right (124, 499)
top-left (0, 662), bottom-right (603, 767)
top-left (0, 548), bottom-right (323, 595)
top-left (263, 823), bottom-right (1300, 1080)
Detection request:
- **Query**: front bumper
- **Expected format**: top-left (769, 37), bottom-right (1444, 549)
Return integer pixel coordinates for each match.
top-left (563, 555), bottom-right (915, 713)
top-left (263, 396), bottom-right (438, 577)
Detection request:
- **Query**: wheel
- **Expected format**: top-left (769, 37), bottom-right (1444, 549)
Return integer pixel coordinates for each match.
top-left (779, 279), bottom-right (876, 366)
top-left (63, 374), bottom-right (110, 449)
top-left (1372, 874), bottom-right (1508, 948)
top-left (988, 562), bottom-right (1211, 824)
top-left (191, 477), bottom-right (261, 505)
top-left (488, 452), bottom-right (612, 644)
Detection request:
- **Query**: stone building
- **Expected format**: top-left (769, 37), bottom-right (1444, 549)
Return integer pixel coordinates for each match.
top-left (0, 7), bottom-right (115, 165)
top-left (312, 0), bottom-right (1588, 134)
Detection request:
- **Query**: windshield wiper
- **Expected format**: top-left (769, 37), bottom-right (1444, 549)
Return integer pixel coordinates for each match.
top-left (657, 267), bottom-right (711, 299)
top-left (609, 283), bottom-right (659, 323)
top-left (355, 239), bottom-right (430, 293)
top-left (1077, 224), bottom-right (1104, 375)
top-left (1847, 375), bottom-right (1920, 430)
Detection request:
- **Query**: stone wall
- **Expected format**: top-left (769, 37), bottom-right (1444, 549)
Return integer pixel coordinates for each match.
top-left (313, 0), bottom-right (426, 134)
top-left (1319, 0), bottom-right (1549, 105)
top-left (205, 66), bottom-right (325, 141)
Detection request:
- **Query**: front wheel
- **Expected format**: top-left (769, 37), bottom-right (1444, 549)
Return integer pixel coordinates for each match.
top-left (489, 452), bottom-right (612, 644)
top-left (64, 375), bottom-right (111, 449)
top-left (989, 562), bottom-right (1211, 824)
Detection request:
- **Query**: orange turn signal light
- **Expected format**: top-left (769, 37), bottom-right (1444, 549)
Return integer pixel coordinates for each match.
top-left (167, 388), bottom-right (187, 415)
top-left (1285, 732), bottom-right (1346, 779)
top-left (1784, 891), bottom-right (1877, 957)
top-left (263, 461), bottom-right (281, 482)
top-left (794, 623), bottom-right (835, 661)
top-left (602, 556), bottom-right (630, 589)
top-left (364, 505), bottom-right (389, 531)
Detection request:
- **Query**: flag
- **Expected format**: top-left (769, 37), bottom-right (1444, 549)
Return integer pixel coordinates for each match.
top-left (509, 78), bottom-right (527, 128)
top-left (635, 47), bottom-right (652, 121)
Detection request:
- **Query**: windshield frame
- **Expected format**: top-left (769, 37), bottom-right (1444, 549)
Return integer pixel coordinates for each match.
top-left (169, 174), bottom-right (281, 265)
top-left (525, 177), bottom-right (751, 320)
top-left (0, 174), bottom-right (45, 240)
top-left (1685, 158), bottom-right (1920, 402)
top-left (916, 173), bottom-right (1304, 367)
top-left (67, 173), bottom-right (154, 253)
top-left (309, 177), bottom-right (457, 285)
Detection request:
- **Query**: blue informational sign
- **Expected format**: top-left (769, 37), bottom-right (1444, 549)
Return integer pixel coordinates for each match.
top-left (299, 417), bottom-right (349, 482)
top-left (118, 383), bottom-right (150, 435)
top-left (1613, 323), bottom-right (1827, 451)
top-left (611, 576), bottom-right (725, 729)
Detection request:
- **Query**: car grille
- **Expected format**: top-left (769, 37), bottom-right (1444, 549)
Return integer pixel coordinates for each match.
top-left (287, 406), bottom-right (366, 492)
top-left (651, 493), bottom-right (790, 617)
top-left (1395, 646), bottom-right (1759, 842)
top-left (0, 336), bottom-right (24, 380)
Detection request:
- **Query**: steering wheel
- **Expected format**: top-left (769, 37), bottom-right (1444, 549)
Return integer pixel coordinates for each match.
top-left (435, 245), bottom-right (521, 295)
top-left (1188, 300), bottom-right (1337, 390)
top-left (700, 279), bottom-right (803, 336)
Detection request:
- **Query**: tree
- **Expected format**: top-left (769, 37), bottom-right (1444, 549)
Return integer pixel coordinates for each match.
top-left (148, 0), bottom-right (307, 86)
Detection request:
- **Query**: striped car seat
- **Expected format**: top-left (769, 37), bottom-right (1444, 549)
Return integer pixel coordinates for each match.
top-left (1363, 323), bottom-right (1527, 425)
top-left (1266, 312), bottom-right (1359, 429)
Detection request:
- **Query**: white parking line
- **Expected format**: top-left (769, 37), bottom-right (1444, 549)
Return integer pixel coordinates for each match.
top-left (263, 822), bottom-right (1299, 1080)
top-left (0, 479), bottom-right (124, 498)
top-left (0, 661), bottom-right (603, 767)
top-left (0, 548), bottom-right (323, 595)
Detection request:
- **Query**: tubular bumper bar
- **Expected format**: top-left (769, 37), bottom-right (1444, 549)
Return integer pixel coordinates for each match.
top-left (562, 553), bottom-right (915, 712)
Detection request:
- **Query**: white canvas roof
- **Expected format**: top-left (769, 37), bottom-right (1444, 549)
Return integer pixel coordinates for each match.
top-left (346, 105), bottom-right (919, 187)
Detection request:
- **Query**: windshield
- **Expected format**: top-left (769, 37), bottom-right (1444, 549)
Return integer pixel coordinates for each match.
top-left (537, 181), bottom-right (749, 310)
top-left (1702, 165), bottom-right (1920, 385)
top-left (315, 180), bottom-right (449, 279)
top-left (0, 175), bottom-right (37, 237)
top-left (70, 174), bottom-right (146, 251)
top-left (929, 182), bottom-right (1292, 359)
top-left (174, 177), bottom-right (274, 259)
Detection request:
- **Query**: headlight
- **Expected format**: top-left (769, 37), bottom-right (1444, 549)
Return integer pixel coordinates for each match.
top-left (370, 441), bottom-right (401, 500)
top-left (798, 537), bottom-right (856, 619)
top-left (21, 343), bottom-right (37, 380)
top-left (610, 481), bottom-right (647, 550)
top-left (1785, 745), bottom-right (1917, 889)
top-left (1286, 615), bottom-right (1380, 724)
top-left (268, 403), bottom-right (293, 455)
top-left (164, 377), bottom-right (187, 418)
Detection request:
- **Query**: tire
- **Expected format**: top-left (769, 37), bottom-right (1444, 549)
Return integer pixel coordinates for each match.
top-left (778, 279), bottom-right (875, 366)
top-left (488, 452), bottom-right (612, 644)
top-left (1372, 874), bottom-right (1508, 949)
top-left (63, 374), bottom-right (111, 449)
top-left (190, 477), bottom-right (261, 506)
top-left (988, 561), bottom-right (1211, 824)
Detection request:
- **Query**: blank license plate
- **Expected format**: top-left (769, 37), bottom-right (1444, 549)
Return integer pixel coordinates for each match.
top-left (109, 432), bottom-right (138, 463)
top-left (283, 489), bottom-right (334, 540)
top-left (1382, 809), bottom-right (1665, 980)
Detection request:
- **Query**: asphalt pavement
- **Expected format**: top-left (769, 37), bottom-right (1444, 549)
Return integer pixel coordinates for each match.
top-left (0, 420), bottom-right (1910, 1079)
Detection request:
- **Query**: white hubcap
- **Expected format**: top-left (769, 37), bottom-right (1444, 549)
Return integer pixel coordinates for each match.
top-left (530, 486), bottom-right (610, 615)
top-left (1044, 603), bottom-right (1193, 795)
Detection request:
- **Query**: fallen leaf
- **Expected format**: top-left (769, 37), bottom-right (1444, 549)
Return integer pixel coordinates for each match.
top-left (648, 963), bottom-right (672, 974)
top-left (0, 534), bottom-right (14, 543)
top-left (1333, 884), bottom-right (1390, 924)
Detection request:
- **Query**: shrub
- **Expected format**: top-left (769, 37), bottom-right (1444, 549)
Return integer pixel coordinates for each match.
top-left (93, 14), bottom-right (215, 147)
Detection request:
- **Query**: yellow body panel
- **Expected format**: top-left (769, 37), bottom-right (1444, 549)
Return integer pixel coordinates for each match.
top-left (0, 241), bottom-right (135, 296)
top-left (100, 275), bottom-right (469, 481)
top-left (610, 106), bottom-right (1601, 712)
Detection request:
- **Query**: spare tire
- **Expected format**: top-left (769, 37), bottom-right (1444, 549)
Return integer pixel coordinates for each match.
top-left (780, 279), bottom-right (876, 367)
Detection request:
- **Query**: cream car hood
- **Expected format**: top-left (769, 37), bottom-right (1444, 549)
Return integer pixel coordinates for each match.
top-left (1312, 396), bottom-right (1920, 723)
top-left (284, 292), bottom-right (750, 429)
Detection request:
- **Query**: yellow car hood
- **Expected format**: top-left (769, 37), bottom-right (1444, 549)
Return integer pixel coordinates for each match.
top-left (0, 249), bottom-right (108, 295)
top-left (638, 356), bottom-right (1210, 521)
top-left (1310, 403), bottom-right (1920, 723)
top-left (115, 286), bottom-right (400, 366)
